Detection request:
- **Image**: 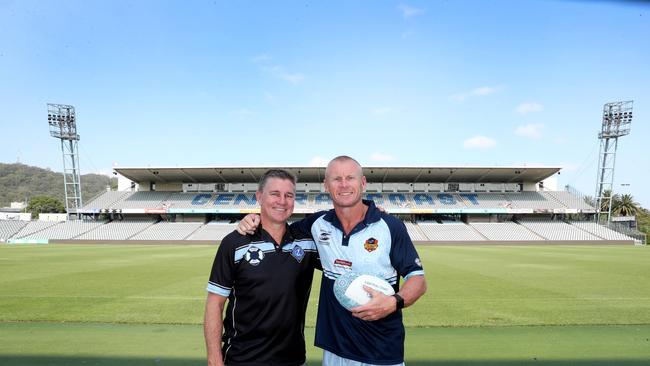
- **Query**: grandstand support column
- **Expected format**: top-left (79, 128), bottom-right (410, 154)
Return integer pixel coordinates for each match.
top-left (594, 101), bottom-right (633, 225)
top-left (48, 103), bottom-right (83, 219)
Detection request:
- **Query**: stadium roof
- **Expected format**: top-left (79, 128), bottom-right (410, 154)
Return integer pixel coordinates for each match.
top-left (113, 166), bottom-right (561, 184)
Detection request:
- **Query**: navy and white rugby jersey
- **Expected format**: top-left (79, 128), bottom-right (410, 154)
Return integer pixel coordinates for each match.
top-left (206, 225), bottom-right (318, 366)
top-left (295, 200), bottom-right (425, 365)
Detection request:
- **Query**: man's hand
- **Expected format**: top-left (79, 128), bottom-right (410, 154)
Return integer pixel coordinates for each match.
top-left (350, 286), bottom-right (397, 321)
top-left (236, 214), bottom-right (261, 235)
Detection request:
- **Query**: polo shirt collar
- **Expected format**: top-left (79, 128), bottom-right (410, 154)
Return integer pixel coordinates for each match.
top-left (253, 222), bottom-right (295, 247)
top-left (323, 199), bottom-right (382, 231)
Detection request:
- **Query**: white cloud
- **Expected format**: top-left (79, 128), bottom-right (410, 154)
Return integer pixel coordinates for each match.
top-left (252, 54), bottom-right (304, 85)
top-left (463, 136), bottom-right (497, 149)
top-left (514, 123), bottom-right (544, 139)
top-left (263, 65), bottom-right (304, 85)
top-left (516, 102), bottom-right (543, 115)
top-left (450, 86), bottom-right (499, 101)
top-left (398, 4), bottom-right (425, 19)
top-left (308, 156), bottom-right (329, 167)
top-left (370, 152), bottom-right (397, 162)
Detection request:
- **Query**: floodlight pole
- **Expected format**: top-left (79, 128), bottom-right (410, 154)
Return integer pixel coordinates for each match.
top-left (48, 103), bottom-right (83, 219)
top-left (594, 101), bottom-right (633, 225)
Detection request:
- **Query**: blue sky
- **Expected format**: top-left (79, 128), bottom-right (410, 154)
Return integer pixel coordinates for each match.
top-left (1, 0), bottom-right (648, 207)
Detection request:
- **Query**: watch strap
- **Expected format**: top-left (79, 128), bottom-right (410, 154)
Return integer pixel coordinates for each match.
top-left (392, 293), bottom-right (404, 310)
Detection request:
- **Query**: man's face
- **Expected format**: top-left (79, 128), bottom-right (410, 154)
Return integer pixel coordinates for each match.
top-left (256, 177), bottom-right (295, 226)
top-left (324, 159), bottom-right (366, 208)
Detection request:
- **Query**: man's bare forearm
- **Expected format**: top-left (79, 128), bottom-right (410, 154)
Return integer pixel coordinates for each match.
top-left (204, 293), bottom-right (227, 366)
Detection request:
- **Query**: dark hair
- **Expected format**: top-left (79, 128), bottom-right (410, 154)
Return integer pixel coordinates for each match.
top-left (258, 169), bottom-right (297, 192)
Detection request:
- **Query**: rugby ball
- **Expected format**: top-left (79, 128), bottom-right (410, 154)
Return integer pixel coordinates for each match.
top-left (333, 271), bottom-right (395, 311)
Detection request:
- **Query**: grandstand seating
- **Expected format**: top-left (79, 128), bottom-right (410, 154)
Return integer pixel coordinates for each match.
top-left (130, 222), bottom-right (203, 240)
top-left (1, 218), bottom-right (636, 243)
top-left (11, 221), bottom-right (60, 239)
top-left (0, 220), bottom-right (28, 241)
top-left (505, 192), bottom-right (563, 210)
top-left (544, 191), bottom-right (595, 211)
top-left (517, 220), bottom-right (600, 241)
top-left (458, 193), bottom-right (509, 209)
top-left (76, 220), bottom-right (156, 240)
top-left (568, 221), bottom-right (634, 241)
top-left (470, 222), bottom-right (544, 241)
top-left (418, 222), bottom-right (486, 241)
top-left (82, 190), bottom-right (596, 213)
top-left (403, 221), bottom-right (428, 241)
top-left (20, 221), bottom-right (107, 240)
top-left (83, 191), bottom-right (132, 210)
top-left (109, 192), bottom-right (172, 209)
top-left (187, 221), bottom-right (237, 241)
top-left (7, 185), bottom-right (634, 244)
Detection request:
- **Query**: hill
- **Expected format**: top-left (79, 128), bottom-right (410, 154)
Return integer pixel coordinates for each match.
top-left (0, 163), bottom-right (117, 208)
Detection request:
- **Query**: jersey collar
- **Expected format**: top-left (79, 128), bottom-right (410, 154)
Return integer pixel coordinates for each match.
top-left (253, 223), bottom-right (295, 247)
top-left (323, 199), bottom-right (382, 233)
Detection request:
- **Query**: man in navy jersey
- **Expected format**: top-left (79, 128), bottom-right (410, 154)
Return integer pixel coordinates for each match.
top-left (204, 169), bottom-right (319, 366)
top-left (239, 156), bottom-right (427, 365)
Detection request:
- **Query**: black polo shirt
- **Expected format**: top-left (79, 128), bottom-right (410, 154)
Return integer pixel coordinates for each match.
top-left (207, 225), bottom-right (319, 366)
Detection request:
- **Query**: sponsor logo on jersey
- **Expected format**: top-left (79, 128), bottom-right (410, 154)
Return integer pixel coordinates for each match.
top-left (244, 246), bottom-right (264, 266)
top-left (415, 257), bottom-right (422, 267)
top-left (364, 237), bottom-right (379, 252)
top-left (291, 245), bottom-right (305, 263)
top-left (334, 259), bottom-right (352, 269)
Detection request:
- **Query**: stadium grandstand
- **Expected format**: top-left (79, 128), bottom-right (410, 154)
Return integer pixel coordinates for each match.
top-left (1, 166), bottom-right (644, 245)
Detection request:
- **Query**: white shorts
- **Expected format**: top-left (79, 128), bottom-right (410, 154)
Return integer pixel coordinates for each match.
top-left (323, 350), bottom-right (405, 366)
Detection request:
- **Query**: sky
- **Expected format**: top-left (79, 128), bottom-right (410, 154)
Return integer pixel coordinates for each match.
top-left (0, 0), bottom-right (648, 207)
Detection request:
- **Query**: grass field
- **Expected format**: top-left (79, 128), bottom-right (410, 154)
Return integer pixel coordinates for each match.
top-left (1, 244), bottom-right (650, 365)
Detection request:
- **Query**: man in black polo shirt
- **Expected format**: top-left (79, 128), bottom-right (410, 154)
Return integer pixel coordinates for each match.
top-left (204, 169), bottom-right (318, 366)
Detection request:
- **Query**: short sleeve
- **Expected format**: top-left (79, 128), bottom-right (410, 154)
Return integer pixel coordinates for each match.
top-left (206, 232), bottom-right (239, 297)
top-left (387, 216), bottom-right (425, 280)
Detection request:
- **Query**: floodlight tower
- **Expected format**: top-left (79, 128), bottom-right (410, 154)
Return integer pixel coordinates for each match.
top-left (594, 101), bottom-right (633, 224)
top-left (47, 103), bottom-right (83, 218)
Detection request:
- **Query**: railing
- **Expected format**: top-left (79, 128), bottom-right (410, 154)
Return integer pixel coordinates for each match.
top-left (605, 221), bottom-right (647, 245)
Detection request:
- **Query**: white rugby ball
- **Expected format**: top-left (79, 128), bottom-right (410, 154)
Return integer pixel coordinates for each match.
top-left (333, 271), bottom-right (395, 311)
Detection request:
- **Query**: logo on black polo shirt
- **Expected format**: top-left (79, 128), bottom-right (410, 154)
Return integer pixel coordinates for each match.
top-left (291, 245), bottom-right (305, 263)
top-left (364, 237), bottom-right (379, 252)
top-left (244, 246), bottom-right (265, 266)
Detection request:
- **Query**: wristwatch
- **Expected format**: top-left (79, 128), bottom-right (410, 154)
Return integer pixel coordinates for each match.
top-left (392, 293), bottom-right (404, 310)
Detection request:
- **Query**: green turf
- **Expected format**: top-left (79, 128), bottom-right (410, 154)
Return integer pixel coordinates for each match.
top-left (1, 322), bottom-right (649, 365)
top-left (1, 244), bottom-right (650, 364)
top-left (1, 244), bottom-right (649, 326)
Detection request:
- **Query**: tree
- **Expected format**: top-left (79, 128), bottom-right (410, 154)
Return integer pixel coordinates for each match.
top-left (26, 195), bottom-right (65, 219)
top-left (613, 194), bottom-right (639, 217)
top-left (597, 189), bottom-right (620, 213)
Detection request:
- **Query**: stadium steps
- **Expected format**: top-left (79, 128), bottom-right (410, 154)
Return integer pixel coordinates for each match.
top-left (404, 222), bottom-right (428, 241)
top-left (567, 221), bottom-right (635, 241)
top-left (83, 191), bottom-right (132, 210)
top-left (467, 223), bottom-right (490, 241)
top-left (11, 221), bottom-right (60, 239)
top-left (125, 220), bottom-right (162, 240)
top-left (0, 220), bottom-right (28, 241)
top-left (183, 222), bottom-right (206, 240)
top-left (515, 222), bottom-right (548, 241)
top-left (70, 221), bottom-right (110, 239)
